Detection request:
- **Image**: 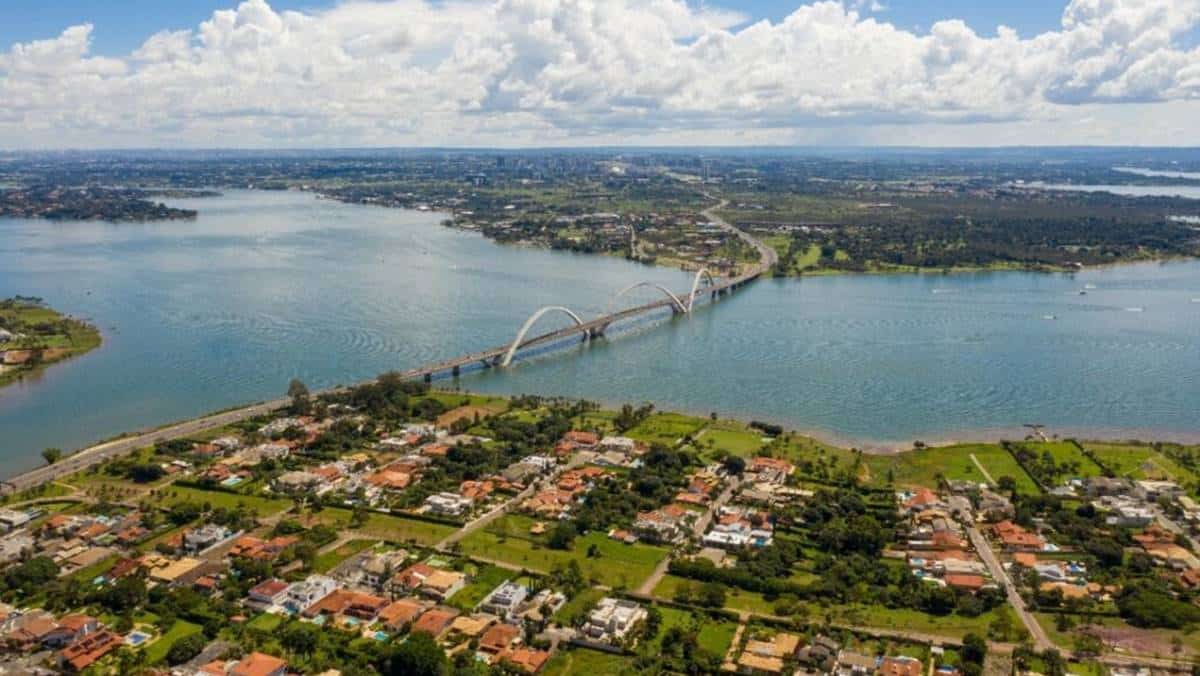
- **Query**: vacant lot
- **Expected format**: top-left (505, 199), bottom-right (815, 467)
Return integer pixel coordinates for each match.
top-left (311, 509), bottom-right (457, 546)
top-left (144, 619), bottom-right (203, 664)
top-left (158, 485), bottom-right (292, 517)
top-left (697, 421), bottom-right (768, 457)
top-left (543, 647), bottom-right (636, 676)
top-left (627, 412), bottom-right (708, 446)
top-left (1083, 443), bottom-right (1196, 482)
top-left (459, 515), bottom-right (668, 589)
top-left (868, 443), bottom-right (1040, 494)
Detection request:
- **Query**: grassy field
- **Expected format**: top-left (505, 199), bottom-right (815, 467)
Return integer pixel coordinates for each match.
top-left (1082, 443), bottom-right (1196, 482)
top-left (573, 410), bottom-right (618, 435)
top-left (143, 619), bottom-right (203, 664)
top-left (458, 515), bottom-right (669, 589)
top-left (0, 297), bottom-right (102, 387)
top-left (1034, 612), bottom-right (1200, 659)
top-left (626, 412), bottom-right (708, 447)
top-left (310, 539), bottom-right (378, 574)
top-left (867, 443), bottom-right (1040, 493)
top-left (246, 613), bottom-right (284, 632)
top-left (696, 420), bottom-right (768, 457)
top-left (827, 604), bottom-right (1003, 640)
top-left (647, 606), bottom-right (738, 656)
top-left (1017, 442), bottom-right (1106, 478)
top-left (553, 588), bottom-right (607, 626)
top-left (446, 564), bottom-right (514, 611)
top-left (651, 575), bottom-right (776, 616)
top-left (311, 508), bottom-right (457, 546)
top-left (158, 485), bottom-right (292, 517)
top-left (542, 647), bottom-right (637, 676)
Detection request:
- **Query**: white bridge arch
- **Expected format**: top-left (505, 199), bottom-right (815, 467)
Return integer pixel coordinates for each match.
top-left (686, 267), bottom-right (716, 313)
top-left (604, 281), bottom-right (688, 316)
top-left (500, 305), bottom-right (586, 367)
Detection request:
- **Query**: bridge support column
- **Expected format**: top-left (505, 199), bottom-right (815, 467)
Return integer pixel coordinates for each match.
top-left (423, 372), bottom-right (432, 383)
top-left (451, 365), bottom-right (460, 377)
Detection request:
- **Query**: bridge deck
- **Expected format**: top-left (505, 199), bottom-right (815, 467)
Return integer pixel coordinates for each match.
top-left (399, 262), bottom-right (765, 380)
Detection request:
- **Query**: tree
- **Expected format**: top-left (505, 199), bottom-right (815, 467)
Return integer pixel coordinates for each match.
top-left (997, 475), bottom-right (1017, 493)
top-left (390, 631), bottom-right (447, 676)
top-left (699, 581), bottom-right (726, 608)
top-left (280, 623), bottom-right (319, 654)
top-left (166, 632), bottom-right (207, 665)
top-left (721, 455), bottom-right (746, 476)
top-left (287, 378), bottom-right (311, 415)
top-left (547, 521), bottom-right (577, 550)
top-left (42, 447), bottom-right (63, 465)
top-left (962, 633), bottom-right (988, 667)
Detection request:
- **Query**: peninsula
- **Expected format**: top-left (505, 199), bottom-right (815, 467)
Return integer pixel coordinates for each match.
top-left (0, 296), bottom-right (102, 388)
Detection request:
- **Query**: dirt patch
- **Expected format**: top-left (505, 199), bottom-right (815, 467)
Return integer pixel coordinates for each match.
top-left (437, 405), bottom-right (497, 428)
top-left (1085, 623), bottom-right (1194, 658)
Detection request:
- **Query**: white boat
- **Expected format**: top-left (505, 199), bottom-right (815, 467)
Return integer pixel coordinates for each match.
top-left (1125, 307), bottom-right (1145, 312)
top-left (1084, 283), bottom-right (1097, 289)
top-left (1042, 314), bottom-right (1057, 320)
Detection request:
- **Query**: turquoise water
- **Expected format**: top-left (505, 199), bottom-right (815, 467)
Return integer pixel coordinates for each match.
top-left (2, 190), bottom-right (1199, 472)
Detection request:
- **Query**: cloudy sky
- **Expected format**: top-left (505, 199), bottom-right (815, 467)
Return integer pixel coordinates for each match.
top-left (1, 0), bottom-right (1199, 148)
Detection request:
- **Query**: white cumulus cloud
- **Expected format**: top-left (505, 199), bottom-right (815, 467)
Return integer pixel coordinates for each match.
top-left (1, 0), bottom-right (1199, 147)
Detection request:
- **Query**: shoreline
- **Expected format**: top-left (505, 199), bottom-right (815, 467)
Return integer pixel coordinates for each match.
top-left (8, 381), bottom-right (1199, 491)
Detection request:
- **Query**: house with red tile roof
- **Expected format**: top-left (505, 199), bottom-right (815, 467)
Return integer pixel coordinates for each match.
top-left (498, 646), bottom-right (552, 674)
top-left (378, 598), bottom-right (429, 632)
top-left (411, 607), bottom-right (459, 638)
top-left (230, 651), bottom-right (288, 676)
top-left (479, 622), bottom-right (522, 656)
top-left (58, 630), bottom-right (121, 672)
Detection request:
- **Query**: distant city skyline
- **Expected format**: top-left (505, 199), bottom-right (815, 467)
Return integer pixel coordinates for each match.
top-left (1, 0), bottom-right (1198, 148)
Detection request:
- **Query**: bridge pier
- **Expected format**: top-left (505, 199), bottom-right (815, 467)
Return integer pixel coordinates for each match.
top-left (423, 372), bottom-right (432, 383)
top-left (451, 365), bottom-right (460, 377)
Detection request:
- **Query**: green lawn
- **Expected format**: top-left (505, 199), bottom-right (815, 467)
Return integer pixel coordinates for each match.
top-left (553, 588), bottom-right (607, 626)
top-left (446, 564), bottom-right (514, 611)
top-left (458, 515), bottom-right (669, 589)
top-left (1082, 443), bottom-right (1196, 482)
top-left (542, 647), bottom-right (638, 676)
top-left (311, 539), bottom-right (378, 574)
top-left (143, 619), bottom-right (203, 664)
top-left (246, 613), bottom-right (284, 632)
top-left (828, 604), bottom-right (1003, 640)
top-left (573, 410), bottom-right (618, 435)
top-left (651, 575), bottom-right (777, 616)
top-left (158, 485), bottom-right (292, 517)
top-left (421, 390), bottom-right (510, 411)
top-left (626, 412), bottom-right (708, 447)
top-left (867, 443), bottom-right (1040, 494)
top-left (1017, 442), bottom-right (1105, 478)
top-left (697, 421), bottom-right (768, 457)
top-left (313, 509), bottom-right (458, 545)
top-left (646, 606), bottom-right (738, 657)
top-left (69, 554), bottom-right (119, 584)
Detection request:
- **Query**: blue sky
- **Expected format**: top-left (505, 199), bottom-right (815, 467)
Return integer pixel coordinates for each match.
top-left (0, 0), bottom-right (1070, 55)
top-left (2, 0), bottom-right (1198, 148)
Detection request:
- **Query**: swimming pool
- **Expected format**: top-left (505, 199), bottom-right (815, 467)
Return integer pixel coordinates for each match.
top-left (125, 630), bottom-right (152, 646)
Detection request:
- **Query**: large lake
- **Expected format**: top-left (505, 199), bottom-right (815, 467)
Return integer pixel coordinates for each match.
top-left (2, 190), bottom-right (1199, 473)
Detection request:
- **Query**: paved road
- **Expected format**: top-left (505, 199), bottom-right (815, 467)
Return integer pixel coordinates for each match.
top-left (966, 525), bottom-right (1052, 651)
top-left (435, 456), bottom-right (587, 551)
top-left (700, 199), bottom-right (779, 271)
top-left (636, 476), bottom-right (741, 595)
top-left (3, 399), bottom-right (286, 494)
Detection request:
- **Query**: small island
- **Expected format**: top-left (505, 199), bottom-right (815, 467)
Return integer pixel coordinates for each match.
top-left (0, 185), bottom-right (198, 222)
top-left (0, 296), bottom-right (102, 388)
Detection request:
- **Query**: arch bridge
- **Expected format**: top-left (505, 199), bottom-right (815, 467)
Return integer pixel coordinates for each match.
top-left (391, 260), bottom-right (763, 381)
